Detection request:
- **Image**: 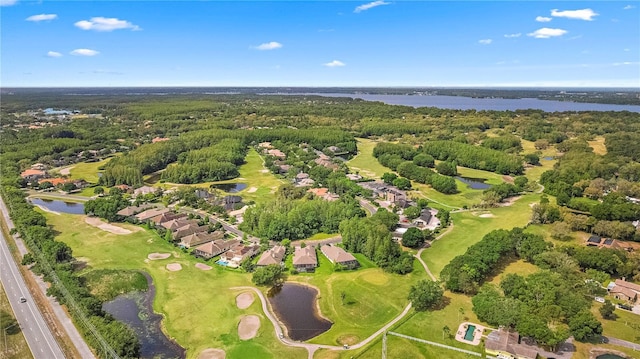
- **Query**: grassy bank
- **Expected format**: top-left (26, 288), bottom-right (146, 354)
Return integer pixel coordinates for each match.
top-left (346, 138), bottom-right (391, 179)
top-left (67, 159), bottom-right (110, 183)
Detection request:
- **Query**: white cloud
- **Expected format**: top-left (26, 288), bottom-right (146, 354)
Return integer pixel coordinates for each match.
top-left (323, 60), bottom-right (345, 67)
top-left (551, 8), bottom-right (598, 21)
top-left (26, 14), bottom-right (58, 22)
top-left (70, 48), bottom-right (99, 56)
top-left (536, 16), bottom-right (552, 22)
top-left (74, 17), bottom-right (140, 32)
top-left (624, 48), bottom-right (630, 52)
top-left (254, 41), bottom-right (283, 50)
top-left (527, 28), bottom-right (568, 39)
top-left (47, 51), bottom-right (62, 58)
top-left (354, 1), bottom-right (390, 13)
top-left (0, 0), bottom-right (18, 6)
top-left (623, 5), bottom-right (635, 10)
top-left (612, 61), bottom-right (639, 66)
top-left (504, 33), bottom-right (521, 38)
top-left (478, 39), bottom-right (492, 45)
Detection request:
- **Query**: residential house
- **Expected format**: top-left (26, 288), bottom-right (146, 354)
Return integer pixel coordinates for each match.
top-left (179, 231), bottom-right (223, 249)
top-left (133, 185), bottom-right (158, 198)
top-left (222, 243), bottom-right (260, 267)
top-left (307, 188), bottom-right (339, 201)
top-left (30, 163), bottom-right (47, 170)
top-left (608, 279), bottom-right (640, 303)
top-left (38, 177), bottom-right (68, 187)
top-left (116, 204), bottom-right (155, 218)
top-left (278, 164), bottom-right (292, 174)
top-left (320, 245), bottom-right (359, 269)
top-left (293, 246), bottom-right (318, 272)
top-left (485, 329), bottom-right (538, 359)
top-left (294, 173), bottom-right (315, 187)
top-left (386, 189), bottom-right (408, 208)
top-left (346, 173), bottom-right (362, 181)
top-left (221, 195), bottom-right (243, 211)
top-left (134, 208), bottom-right (170, 222)
top-left (161, 218), bottom-right (197, 231)
top-left (258, 142), bottom-right (273, 149)
top-left (20, 169), bottom-right (47, 182)
top-left (314, 156), bottom-right (339, 170)
top-left (114, 184), bottom-right (132, 193)
top-left (152, 136), bottom-right (170, 143)
top-left (412, 209), bottom-right (432, 228)
top-left (586, 235), bottom-right (602, 246)
top-left (194, 239), bottom-right (240, 259)
top-left (173, 223), bottom-right (208, 241)
top-left (195, 189), bottom-right (213, 200)
top-left (256, 245), bottom-right (286, 267)
top-left (151, 212), bottom-right (186, 226)
top-left (267, 149), bottom-right (286, 159)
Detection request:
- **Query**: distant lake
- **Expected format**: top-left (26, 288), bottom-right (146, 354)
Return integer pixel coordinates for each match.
top-left (282, 93), bottom-right (640, 112)
top-left (30, 198), bottom-right (85, 214)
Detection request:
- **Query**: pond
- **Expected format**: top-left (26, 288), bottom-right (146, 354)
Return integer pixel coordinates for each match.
top-left (267, 283), bottom-right (332, 341)
top-left (30, 198), bottom-right (85, 215)
top-left (596, 355), bottom-right (626, 359)
top-left (102, 273), bottom-right (185, 359)
top-left (543, 156), bottom-right (554, 160)
top-left (455, 176), bottom-right (492, 190)
top-left (209, 182), bottom-right (247, 193)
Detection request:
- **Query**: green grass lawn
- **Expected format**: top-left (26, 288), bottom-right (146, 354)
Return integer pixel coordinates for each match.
top-left (43, 211), bottom-right (305, 359)
top-left (152, 148), bottom-right (284, 205)
top-left (346, 138), bottom-right (392, 179)
top-left (0, 282), bottom-right (33, 359)
top-left (288, 256), bottom-right (427, 346)
top-left (487, 259), bottom-right (539, 285)
top-left (520, 139), bottom-right (558, 182)
top-left (45, 210), bottom-right (427, 358)
top-left (592, 303), bottom-right (640, 344)
top-left (587, 136), bottom-right (607, 155)
top-left (422, 193), bottom-right (540, 278)
top-left (68, 159), bottom-right (111, 183)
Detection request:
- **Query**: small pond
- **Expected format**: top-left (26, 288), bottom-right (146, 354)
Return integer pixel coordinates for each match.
top-left (268, 283), bottom-right (332, 341)
top-left (596, 355), bottom-right (626, 359)
top-left (455, 176), bottom-right (492, 190)
top-left (543, 156), bottom-right (554, 160)
top-left (209, 182), bottom-right (247, 193)
top-left (102, 273), bottom-right (185, 359)
top-left (30, 198), bottom-right (85, 215)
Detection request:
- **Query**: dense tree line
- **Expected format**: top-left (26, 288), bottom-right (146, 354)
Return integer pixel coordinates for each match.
top-left (84, 193), bottom-right (130, 222)
top-left (240, 194), bottom-right (365, 241)
top-left (420, 141), bottom-right (524, 175)
top-left (339, 211), bottom-right (415, 274)
top-left (481, 134), bottom-right (522, 152)
top-left (441, 228), bottom-right (549, 294)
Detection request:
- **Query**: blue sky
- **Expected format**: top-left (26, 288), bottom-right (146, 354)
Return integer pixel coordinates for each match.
top-left (2, 1), bottom-right (639, 87)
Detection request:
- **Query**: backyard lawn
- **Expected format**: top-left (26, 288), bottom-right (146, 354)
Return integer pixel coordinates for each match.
top-left (67, 158), bottom-right (111, 183)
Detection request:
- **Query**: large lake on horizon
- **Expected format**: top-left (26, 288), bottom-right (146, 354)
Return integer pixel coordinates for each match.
top-left (274, 93), bottom-right (640, 112)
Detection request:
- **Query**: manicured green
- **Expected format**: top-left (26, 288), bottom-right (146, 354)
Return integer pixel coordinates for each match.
top-left (592, 302), bottom-right (640, 343)
top-left (44, 211), bottom-right (305, 359)
top-left (346, 138), bottom-right (392, 179)
top-left (488, 260), bottom-right (539, 285)
top-left (422, 193), bottom-right (540, 278)
top-left (68, 159), bottom-right (111, 183)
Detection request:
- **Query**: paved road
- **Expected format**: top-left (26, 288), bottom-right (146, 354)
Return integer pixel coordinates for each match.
top-left (232, 286), bottom-right (412, 359)
top-left (357, 197), bottom-right (378, 215)
top-left (604, 336), bottom-right (640, 351)
top-left (0, 229), bottom-right (65, 358)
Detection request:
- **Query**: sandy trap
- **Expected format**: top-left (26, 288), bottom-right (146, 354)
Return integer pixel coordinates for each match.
top-left (236, 292), bottom-right (254, 309)
top-left (195, 263), bottom-right (212, 270)
top-left (238, 315), bottom-right (260, 340)
top-left (166, 263), bottom-right (182, 271)
top-left (148, 253), bottom-right (171, 260)
top-left (479, 213), bottom-right (495, 218)
top-left (197, 348), bottom-right (225, 359)
top-left (85, 217), bottom-right (133, 234)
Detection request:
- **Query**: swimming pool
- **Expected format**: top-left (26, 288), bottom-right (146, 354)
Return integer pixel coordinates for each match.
top-left (464, 325), bottom-right (476, 341)
top-left (216, 259), bottom-right (229, 266)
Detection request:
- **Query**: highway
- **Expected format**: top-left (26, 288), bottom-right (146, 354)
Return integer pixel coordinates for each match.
top-left (0, 229), bottom-right (65, 358)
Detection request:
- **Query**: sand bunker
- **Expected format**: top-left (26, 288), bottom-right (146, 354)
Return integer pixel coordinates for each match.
top-left (85, 217), bottom-right (133, 234)
top-left (148, 253), bottom-right (171, 260)
top-left (259, 169), bottom-right (269, 173)
top-left (166, 263), bottom-right (182, 271)
top-left (479, 213), bottom-right (495, 218)
top-left (195, 263), bottom-right (212, 271)
top-left (59, 166), bottom-right (75, 175)
top-left (236, 292), bottom-right (254, 309)
top-left (238, 315), bottom-right (260, 340)
top-left (247, 187), bottom-right (258, 193)
top-left (197, 348), bottom-right (226, 359)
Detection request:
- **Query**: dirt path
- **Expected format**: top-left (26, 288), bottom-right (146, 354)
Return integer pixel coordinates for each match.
top-left (415, 222), bottom-right (454, 281)
top-left (230, 286), bottom-right (413, 359)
